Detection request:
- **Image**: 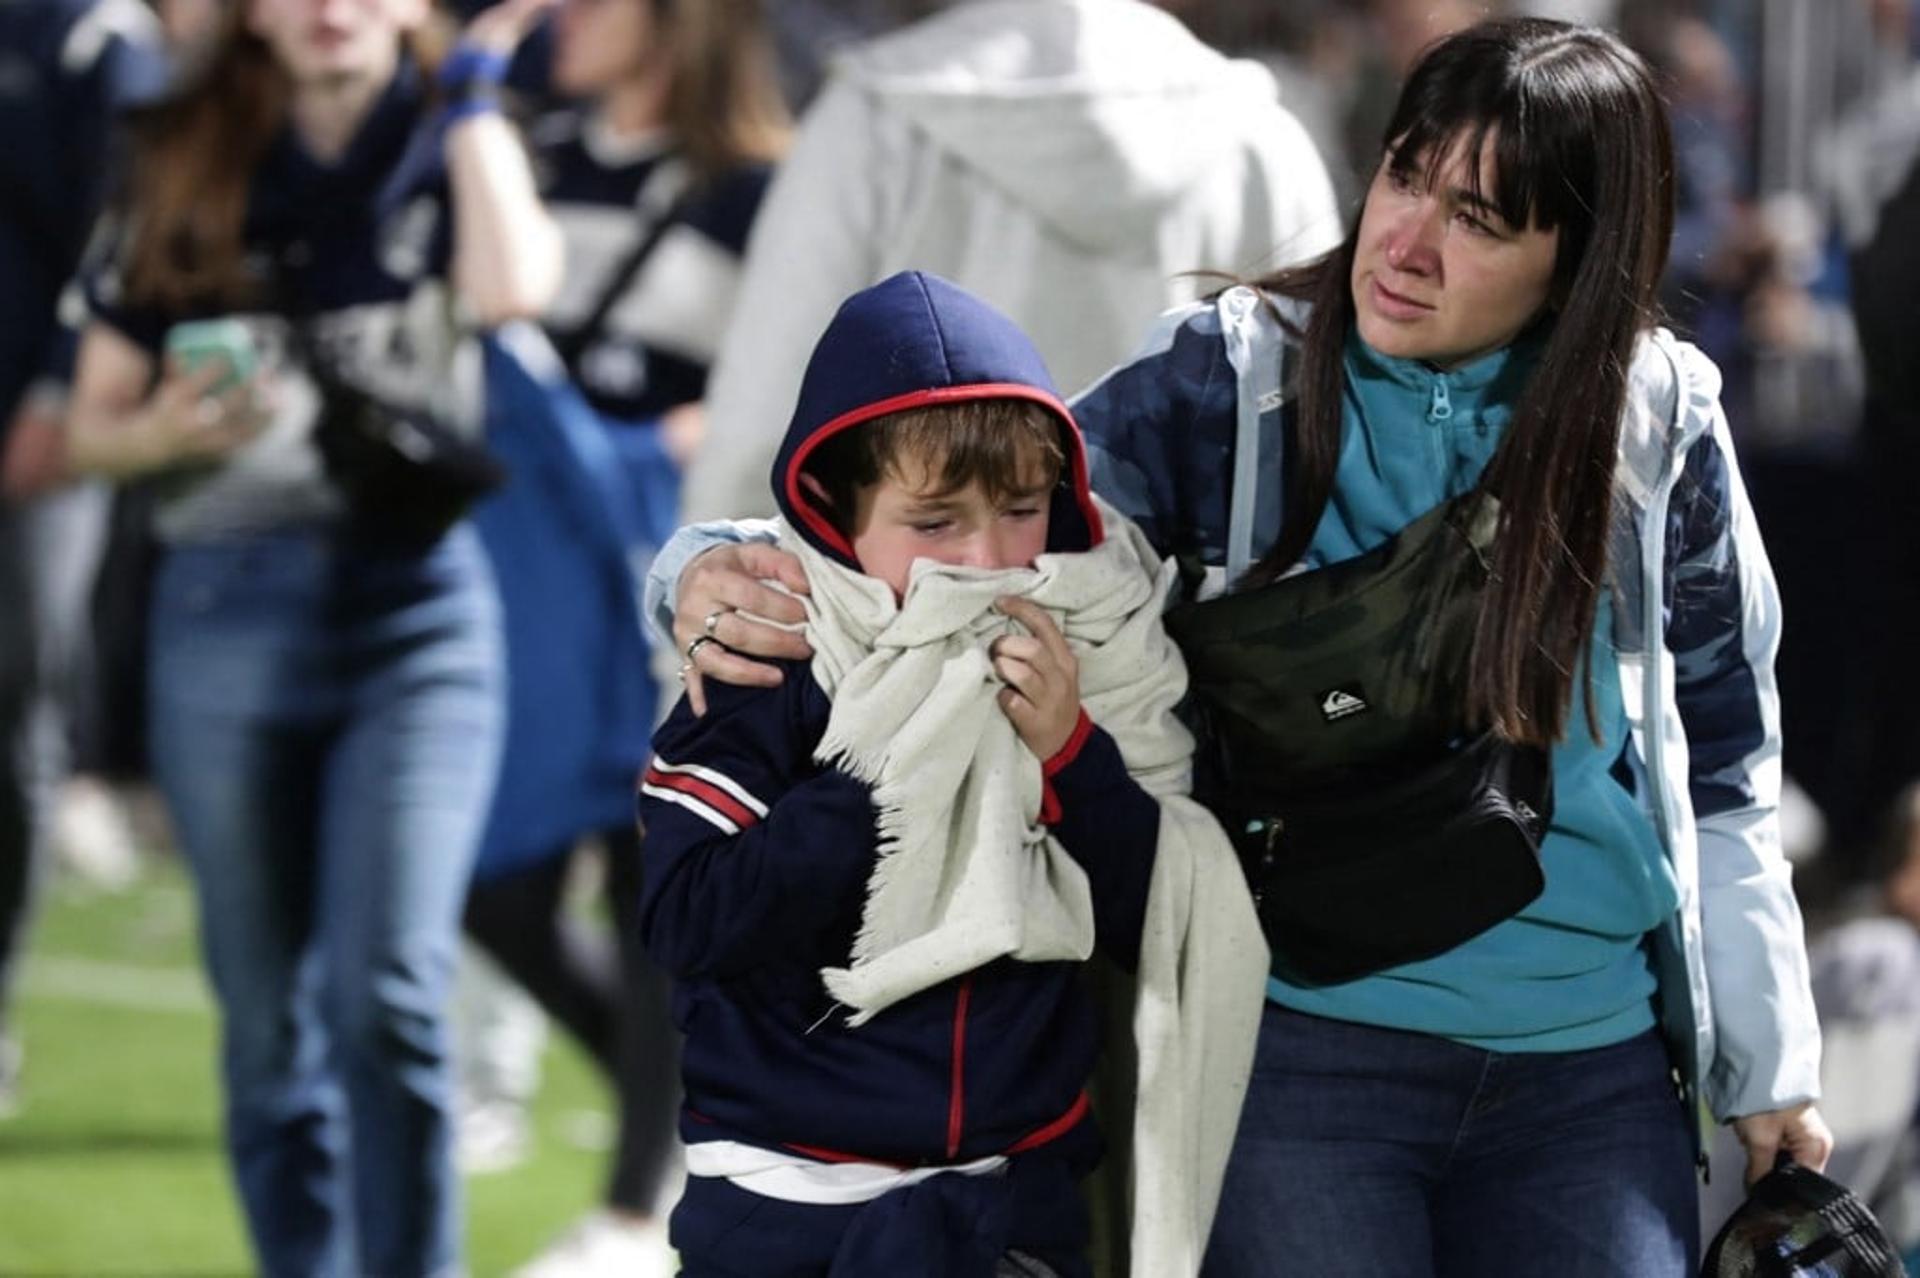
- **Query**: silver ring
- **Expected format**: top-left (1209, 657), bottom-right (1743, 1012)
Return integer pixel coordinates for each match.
top-left (685, 634), bottom-right (719, 664)
top-left (702, 608), bottom-right (728, 639)
top-left (676, 660), bottom-right (691, 682)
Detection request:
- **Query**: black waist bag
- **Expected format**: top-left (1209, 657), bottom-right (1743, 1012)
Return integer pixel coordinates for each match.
top-left (281, 272), bottom-right (505, 548)
top-left (1166, 491), bottom-right (1552, 985)
top-left (309, 352), bottom-right (505, 547)
top-left (309, 366), bottom-right (503, 548)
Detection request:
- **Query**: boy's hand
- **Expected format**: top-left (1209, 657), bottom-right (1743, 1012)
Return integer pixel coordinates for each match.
top-left (991, 596), bottom-right (1081, 761)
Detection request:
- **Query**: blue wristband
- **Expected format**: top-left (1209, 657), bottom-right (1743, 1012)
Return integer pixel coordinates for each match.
top-left (444, 92), bottom-right (501, 123)
top-left (437, 43), bottom-right (510, 96)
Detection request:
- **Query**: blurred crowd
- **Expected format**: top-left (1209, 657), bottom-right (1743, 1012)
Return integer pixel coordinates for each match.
top-left (1, 1), bottom-right (1917, 1276)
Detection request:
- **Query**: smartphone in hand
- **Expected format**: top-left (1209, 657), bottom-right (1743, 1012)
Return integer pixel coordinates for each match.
top-left (163, 319), bottom-right (257, 393)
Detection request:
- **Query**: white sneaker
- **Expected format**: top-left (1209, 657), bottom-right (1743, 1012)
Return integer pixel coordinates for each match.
top-left (52, 777), bottom-right (141, 891)
top-left (511, 1210), bottom-right (674, 1278)
top-left (455, 1099), bottom-right (532, 1176)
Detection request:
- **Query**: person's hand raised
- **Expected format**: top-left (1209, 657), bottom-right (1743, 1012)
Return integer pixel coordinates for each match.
top-left (458, 0), bottom-right (557, 55)
top-left (674, 543), bottom-right (813, 716)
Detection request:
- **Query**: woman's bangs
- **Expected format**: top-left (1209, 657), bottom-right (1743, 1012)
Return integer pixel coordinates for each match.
top-left (1387, 111), bottom-right (1544, 235)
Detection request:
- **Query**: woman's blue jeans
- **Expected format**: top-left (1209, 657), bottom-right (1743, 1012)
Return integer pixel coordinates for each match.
top-left (1203, 1004), bottom-right (1700, 1277)
top-left (149, 526), bottom-right (502, 1278)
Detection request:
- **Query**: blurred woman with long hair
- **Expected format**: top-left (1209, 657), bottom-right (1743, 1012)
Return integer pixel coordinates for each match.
top-left (62, 0), bottom-right (561, 1272)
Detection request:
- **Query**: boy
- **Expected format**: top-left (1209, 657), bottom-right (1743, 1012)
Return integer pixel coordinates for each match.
top-left (638, 272), bottom-right (1262, 1277)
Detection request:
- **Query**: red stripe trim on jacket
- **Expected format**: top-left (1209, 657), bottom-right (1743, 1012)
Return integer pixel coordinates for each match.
top-left (1039, 711), bottom-right (1096, 824)
top-left (946, 976), bottom-right (972, 1159)
top-left (1041, 711), bottom-right (1095, 778)
top-left (1004, 1089), bottom-right (1091, 1155)
top-left (641, 767), bottom-right (760, 830)
top-left (781, 1141), bottom-right (911, 1169)
top-left (773, 1086), bottom-right (1090, 1168)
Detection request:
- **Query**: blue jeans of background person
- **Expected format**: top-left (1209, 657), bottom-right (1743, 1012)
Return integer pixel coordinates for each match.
top-left (1203, 1004), bottom-right (1699, 1278)
top-left (148, 526), bottom-right (502, 1278)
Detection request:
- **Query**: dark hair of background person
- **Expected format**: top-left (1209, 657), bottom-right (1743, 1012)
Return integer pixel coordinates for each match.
top-left (654, 0), bottom-right (790, 186)
top-left (1867, 780), bottom-right (1920, 887)
top-left (119, 4), bottom-right (457, 312)
top-left (1244, 17), bottom-right (1676, 750)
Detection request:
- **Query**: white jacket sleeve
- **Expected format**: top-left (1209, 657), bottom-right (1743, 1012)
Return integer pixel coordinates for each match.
top-left (1664, 375), bottom-right (1821, 1120)
top-left (678, 80), bottom-right (881, 525)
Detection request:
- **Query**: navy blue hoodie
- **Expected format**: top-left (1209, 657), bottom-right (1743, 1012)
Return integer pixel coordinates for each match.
top-left (638, 271), bottom-right (1160, 1168)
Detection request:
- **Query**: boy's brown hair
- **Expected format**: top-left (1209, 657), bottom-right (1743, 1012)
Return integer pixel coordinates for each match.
top-left (804, 398), bottom-right (1067, 536)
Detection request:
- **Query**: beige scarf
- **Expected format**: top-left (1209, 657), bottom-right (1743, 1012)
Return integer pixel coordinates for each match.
top-left (778, 497), bottom-right (1269, 1275)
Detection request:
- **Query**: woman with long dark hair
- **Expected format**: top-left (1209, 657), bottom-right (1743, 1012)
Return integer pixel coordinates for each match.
top-left (1123, 19), bottom-right (1833, 1273)
top-left (60, 0), bottom-right (560, 1273)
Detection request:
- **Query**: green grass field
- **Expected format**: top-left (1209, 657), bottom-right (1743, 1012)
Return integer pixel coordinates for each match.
top-left (0, 856), bottom-right (613, 1277)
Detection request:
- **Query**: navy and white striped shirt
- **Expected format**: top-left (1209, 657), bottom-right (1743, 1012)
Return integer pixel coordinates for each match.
top-left (532, 111), bottom-right (770, 424)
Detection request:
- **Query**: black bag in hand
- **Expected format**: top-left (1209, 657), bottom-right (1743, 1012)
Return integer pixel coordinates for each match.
top-left (1702, 1159), bottom-right (1903, 1277)
top-left (307, 348), bottom-right (506, 547)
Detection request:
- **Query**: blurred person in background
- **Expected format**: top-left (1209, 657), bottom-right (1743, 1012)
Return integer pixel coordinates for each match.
top-left (0, 0), bottom-right (166, 1118)
top-left (1791, 783), bottom-right (1920, 1269)
top-left (671, 0), bottom-right (1342, 552)
top-left (1336, 0), bottom-right (1494, 206)
top-left (529, 0), bottom-right (784, 472)
top-left (1819, 0), bottom-right (1920, 862)
top-left (459, 0), bottom-right (788, 1273)
top-left (58, 0), bottom-right (561, 1273)
top-left (1624, 1), bottom-right (1892, 869)
top-left (1155, 0), bottom-right (1372, 209)
top-left (760, 0), bottom-right (943, 111)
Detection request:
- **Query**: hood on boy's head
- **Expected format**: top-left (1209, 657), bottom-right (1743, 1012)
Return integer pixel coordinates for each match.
top-left (771, 270), bottom-right (1102, 570)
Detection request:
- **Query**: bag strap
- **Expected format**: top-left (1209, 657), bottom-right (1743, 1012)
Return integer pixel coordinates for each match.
top-left (554, 155), bottom-right (694, 367)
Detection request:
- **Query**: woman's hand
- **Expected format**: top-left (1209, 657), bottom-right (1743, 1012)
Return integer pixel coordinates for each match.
top-left (67, 324), bottom-right (270, 482)
top-left (1731, 1102), bottom-right (1834, 1187)
top-left (75, 358), bottom-right (271, 481)
top-left (674, 543), bottom-right (813, 715)
top-left (142, 360), bottom-right (271, 470)
top-left (991, 596), bottom-right (1082, 761)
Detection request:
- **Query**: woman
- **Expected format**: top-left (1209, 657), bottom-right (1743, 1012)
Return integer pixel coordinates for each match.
top-left (460, 0), bottom-right (788, 1273)
top-left (656, 18), bottom-right (1831, 1276)
top-left (532, 0), bottom-right (785, 457)
top-left (62, 0), bottom-right (560, 1273)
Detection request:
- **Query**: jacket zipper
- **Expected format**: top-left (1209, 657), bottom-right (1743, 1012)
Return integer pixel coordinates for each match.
top-left (946, 976), bottom-right (972, 1159)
